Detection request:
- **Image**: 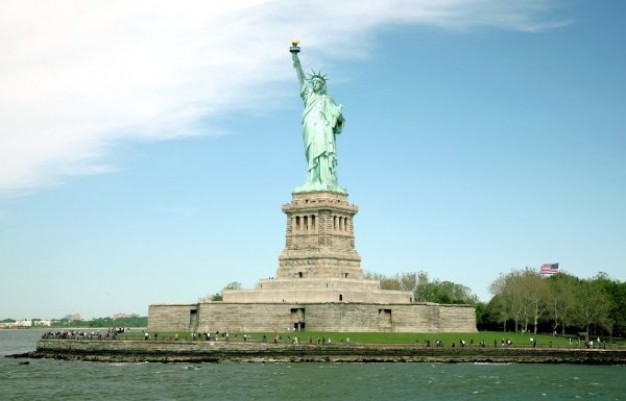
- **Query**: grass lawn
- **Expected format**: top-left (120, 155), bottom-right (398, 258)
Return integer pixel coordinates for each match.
top-left (118, 330), bottom-right (622, 348)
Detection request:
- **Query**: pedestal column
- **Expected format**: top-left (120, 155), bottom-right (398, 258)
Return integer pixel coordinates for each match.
top-left (277, 191), bottom-right (363, 279)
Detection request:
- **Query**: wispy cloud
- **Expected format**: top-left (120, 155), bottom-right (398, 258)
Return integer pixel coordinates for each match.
top-left (0, 0), bottom-right (567, 198)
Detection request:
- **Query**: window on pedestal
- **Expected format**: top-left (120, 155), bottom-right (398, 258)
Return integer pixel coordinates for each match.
top-left (378, 309), bottom-right (392, 325)
top-left (333, 216), bottom-right (349, 232)
top-left (189, 308), bottom-right (198, 327)
top-left (291, 308), bottom-right (306, 331)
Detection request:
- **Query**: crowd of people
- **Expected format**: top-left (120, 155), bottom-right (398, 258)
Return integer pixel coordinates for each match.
top-left (41, 327), bottom-right (128, 340)
top-left (41, 329), bottom-right (608, 350)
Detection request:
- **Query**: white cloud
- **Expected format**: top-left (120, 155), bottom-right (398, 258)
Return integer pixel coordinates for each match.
top-left (0, 0), bottom-right (566, 197)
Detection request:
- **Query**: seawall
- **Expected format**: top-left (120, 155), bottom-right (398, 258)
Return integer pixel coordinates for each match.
top-left (10, 339), bottom-right (626, 364)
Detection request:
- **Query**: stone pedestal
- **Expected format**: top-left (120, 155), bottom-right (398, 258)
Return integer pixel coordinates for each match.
top-left (276, 191), bottom-right (363, 279)
top-left (148, 191), bottom-right (477, 333)
top-left (221, 191), bottom-right (413, 304)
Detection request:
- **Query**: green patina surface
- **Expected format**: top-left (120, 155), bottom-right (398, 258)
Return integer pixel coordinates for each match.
top-left (290, 42), bottom-right (346, 194)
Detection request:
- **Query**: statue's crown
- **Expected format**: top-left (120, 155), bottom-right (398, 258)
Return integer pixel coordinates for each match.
top-left (307, 69), bottom-right (328, 82)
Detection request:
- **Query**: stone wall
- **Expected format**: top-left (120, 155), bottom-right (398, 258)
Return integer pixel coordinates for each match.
top-left (223, 278), bottom-right (413, 304)
top-left (148, 302), bottom-right (476, 334)
top-left (148, 304), bottom-right (196, 332)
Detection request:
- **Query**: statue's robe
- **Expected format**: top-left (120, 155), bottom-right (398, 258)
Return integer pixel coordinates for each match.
top-left (300, 84), bottom-right (344, 190)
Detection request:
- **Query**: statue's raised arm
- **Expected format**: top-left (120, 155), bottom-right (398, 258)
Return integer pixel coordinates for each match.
top-left (290, 40), bottom-right (306, 88)
top-left (289, 40), bottom-right (346, 194)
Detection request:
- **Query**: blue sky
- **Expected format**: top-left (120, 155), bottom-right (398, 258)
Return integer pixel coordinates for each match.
top-left (1, 0), bottom-right (625, 319)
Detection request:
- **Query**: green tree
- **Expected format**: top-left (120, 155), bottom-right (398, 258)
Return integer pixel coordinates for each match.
top-left (364, 272), bottom-right (401, 290)
top-left (591, 273), bottom-right (626, 338)
top-left (399, 272), bottom-right (418, 292)
top-left (487, 274), bottom-right (511, 331)
top-left (603, 279), bottom-right (626, 338)
top-left (414, 272), bottom-right (478, 304)
top-left (572, 278), bottom-right (612, 339)
top-left (199, 281), bottom-right (242, 303)
top-left (414, 272), bottom-right (436, 301)
top-left (224, 281), bottom-right (242, 290)
top-left (486, 269), bottom-right (626, 336)
top-left (545, 273), bottom-right (578, 335)
top-left (523, 270), bottom-right (550, 334)
top-left (365, 271), bottom-right (477, 304)
top-left (487, 268), bottom-right (548, 333)
top-left (474, 301), bottom-right (487, 325)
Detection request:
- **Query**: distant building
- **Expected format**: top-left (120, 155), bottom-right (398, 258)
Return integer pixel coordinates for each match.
top-left (0, 319), bottom-right (33, 328)
top-left (112, 312), bottom-right (139, 319)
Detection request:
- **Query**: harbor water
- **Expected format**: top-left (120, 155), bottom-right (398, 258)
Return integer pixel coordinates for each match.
top-left (1, 329), bottom-right (624, 400)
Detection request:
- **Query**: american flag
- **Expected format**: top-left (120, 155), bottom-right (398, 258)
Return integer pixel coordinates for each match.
top-left (540, 263), bottom-right (559, 275)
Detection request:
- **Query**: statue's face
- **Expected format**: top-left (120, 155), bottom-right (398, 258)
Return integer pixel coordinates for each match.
top-left (312, 78), bottom-right (325, 93)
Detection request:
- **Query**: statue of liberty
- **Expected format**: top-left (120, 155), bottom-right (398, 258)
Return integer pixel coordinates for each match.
top-left (290, 41), bottom-right (346, 193)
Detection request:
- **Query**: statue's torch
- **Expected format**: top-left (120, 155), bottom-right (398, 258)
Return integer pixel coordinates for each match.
top-left (290, 40), bottom-right (305, 86)
top-left (289, 39), bottom-right (301, 54)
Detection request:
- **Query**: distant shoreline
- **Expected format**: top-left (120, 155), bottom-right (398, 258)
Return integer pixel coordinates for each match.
top-left (7, 339), bottom-right (626, 364)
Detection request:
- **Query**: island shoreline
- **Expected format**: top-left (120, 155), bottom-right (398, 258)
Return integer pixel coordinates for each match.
top-left (6, 339), bottom-right (626, 364)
